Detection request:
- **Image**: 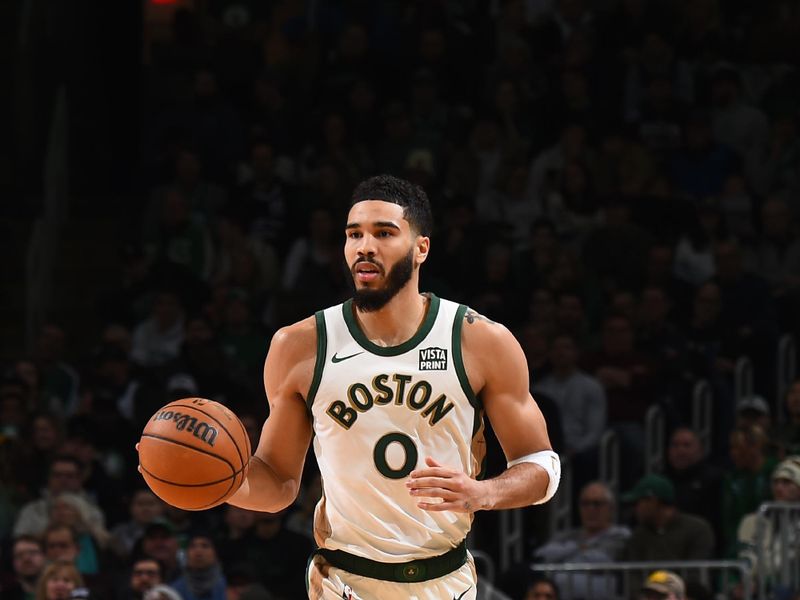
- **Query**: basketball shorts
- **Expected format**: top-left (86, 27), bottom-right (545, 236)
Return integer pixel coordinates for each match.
top-left (306, 550), bottom-right (477, 600)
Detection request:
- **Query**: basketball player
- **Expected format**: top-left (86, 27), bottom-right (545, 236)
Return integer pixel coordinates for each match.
top-left (228, 175), bottom-right (560, 599)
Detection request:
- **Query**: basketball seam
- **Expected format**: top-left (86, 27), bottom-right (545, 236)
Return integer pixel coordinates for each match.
top-left (160, 401), bottom-right (245, 469)
top-left (139, 461), bottom-right (248, 487)
top-left (140, 432), bottom-right (237, 473)
top-left (140, 434), bottom-right (239, 510)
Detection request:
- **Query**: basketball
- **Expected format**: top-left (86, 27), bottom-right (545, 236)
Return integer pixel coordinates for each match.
top-left (138, 397), bottom-right (251, 510)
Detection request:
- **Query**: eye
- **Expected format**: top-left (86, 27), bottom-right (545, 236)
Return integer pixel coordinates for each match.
top-left (377, 230), bottom-right (392, 238)
top-left (347, 231), bottom-right (362, 239)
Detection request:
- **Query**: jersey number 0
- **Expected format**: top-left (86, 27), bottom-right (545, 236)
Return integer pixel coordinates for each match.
top-left (373, 432), bottom-right (418, 479)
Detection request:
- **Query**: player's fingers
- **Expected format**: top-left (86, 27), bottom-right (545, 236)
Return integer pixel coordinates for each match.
top-left (408, 486), bottom-right (457, 500)
top-left (405, 476), bottom-right (451, 490)
top-left (409, 467), bottom-right (454, 479)
top-left (425, 456), bottom-right (444, 468)
top-left (418, 500), bottom-right (472, 513)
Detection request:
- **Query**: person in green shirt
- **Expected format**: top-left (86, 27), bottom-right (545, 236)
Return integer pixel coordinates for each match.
top-left (721, 424), bottom-right (778, 557)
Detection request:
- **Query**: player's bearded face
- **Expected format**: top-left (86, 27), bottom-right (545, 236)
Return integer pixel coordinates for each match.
top-left (351, 248), bottom-right (414, 312)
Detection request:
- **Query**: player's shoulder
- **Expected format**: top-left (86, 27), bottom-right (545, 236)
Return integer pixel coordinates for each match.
top-left (459, 306), bottom-right (517, 350)
top-left (269, 315), bottom-right (318, 363)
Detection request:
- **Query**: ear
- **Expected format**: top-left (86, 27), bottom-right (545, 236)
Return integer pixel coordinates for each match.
top-left (415, 235), bottom-right (430, 266)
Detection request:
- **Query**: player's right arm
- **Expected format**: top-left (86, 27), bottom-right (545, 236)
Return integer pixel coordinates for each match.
top-left (227, 317), bottom-right (316, 513)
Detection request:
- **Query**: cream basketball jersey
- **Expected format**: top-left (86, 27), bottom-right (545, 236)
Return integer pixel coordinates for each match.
top-left (307, 294), bottom-right (485, 562)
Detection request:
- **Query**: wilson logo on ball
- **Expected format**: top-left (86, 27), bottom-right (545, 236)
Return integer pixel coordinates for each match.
top-left (152, 410), bottom-right (219, 447)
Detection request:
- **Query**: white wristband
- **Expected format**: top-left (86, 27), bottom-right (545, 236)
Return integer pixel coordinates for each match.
top-left (507, 450), bottom-right (561, 505)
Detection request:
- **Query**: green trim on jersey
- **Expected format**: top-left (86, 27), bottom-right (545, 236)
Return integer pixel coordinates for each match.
top-left (452, 304), bottom-right (482, 414)
top-left (306, 311), bottom-right (328, 413)
top-left (342, 293), bottom-right (441, 356)
top-left (453, 304), bottom-right (487, 479)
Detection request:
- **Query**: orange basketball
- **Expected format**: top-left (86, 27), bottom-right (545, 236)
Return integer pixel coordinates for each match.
top-left (138, 397), bottom-right (251, 510)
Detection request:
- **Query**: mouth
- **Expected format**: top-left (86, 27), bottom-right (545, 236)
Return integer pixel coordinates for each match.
top-left (353, 261), bottom-right (382, 283)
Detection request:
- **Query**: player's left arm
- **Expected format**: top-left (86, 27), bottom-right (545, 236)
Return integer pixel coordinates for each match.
top-left (407, 310), bottom-right (557, 512)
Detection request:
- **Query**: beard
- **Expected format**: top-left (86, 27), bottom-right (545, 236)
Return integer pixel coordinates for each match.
top-left (352, 249), bottom-right (414, 312)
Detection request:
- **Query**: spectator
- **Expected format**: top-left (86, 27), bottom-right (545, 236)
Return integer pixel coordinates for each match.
top-left (3, 535), bottom-right (46, 600)
top-left (135, 522), bottom-right (183, 583)
top-left (525, 124), bottom-right (592, 218)
top-left (526, 289), bottom-right (558, 341)
top-left (130, 289), bottom-right (187, 369)
top-left (639, 570), bottom-right (686, 600)
top-left (143, 584), bottom-right (182, 600)
top-left (709, 63), bottom-right (768, 167)
top-left (582, 314), bottom-right (658, 485)
top-left (47, 493), bottom-right (111, 575)
top-left (170, 531), bottom-right (226, 600)
top-left (217, 290), bottom-right (269, 387)
top-left (236, 139), bottom-right (294, 252)
top-left (210, 207), bottom-right (280, 298)
top-left (143, 187), bottom-right (215, 282)
top-left (110, 489), bottom-right (167, 561)
top-left (581, 198), bottom-right (653, 296)
top-left (86, 343), bottom-right (152, 425)
top-left (214, 505), bottom-right (256, 566)
top-left (145, 148), bottom-right (227, 233)
top-left (672, 199), bottom-right (725, 287)
top-left (523, 576), bottom-right (561, 600)
top-left (533, 333), bottom-right (606, 489)
top-left (721, 425), bottom-right (778, 557)
top-left (669, 109), bottom-right (738, 200)
top-left (773, 380), bottom-right (800, 457)
top-left (19, 412), bottom-right (64, 494)
top-left (281, 205), bottom-right (349, 320)
top-left (514, 218), bottom-right (561, 295)
top-left (118, 557), bottom-right (164, 600)
top-left (468, 240), bottom-right (527, 327)
top-left (32, 323), bottom-right (80, 418)
top-left (476, 158), bottom-right (540, 249)
top-left (637, 286), bottom-right (688, 416)
top-left (224, 563), bottom-right (273, 600)
top-left (553, 291), bottom-right (591, 347)
top-left (746, 110), bottom-right (800, 201)
top-left (621, 474), bottom-right (715, 561)
top-left (664, 427), bottom-right (723, 550)
top-left (165, 315), bottom-right (241, 410)
top-left (59, 419), bottom-right (129, 524)
top-left (13, 456), bottom-right (105, 538)
top-left (242, 510), bottom-right (313, 600)
top-left (0, 378), bottom-right (25, 439)
top-left (533, 482), bottom-right (630, 599)
top-left (737, 456), bottom-right (800, 571)
top-left (735, 395), bottom-right (772, 436)
top-left (33, 560), bottom-right (83, 600)
top-left (745, 197), bottom-right (800, 332)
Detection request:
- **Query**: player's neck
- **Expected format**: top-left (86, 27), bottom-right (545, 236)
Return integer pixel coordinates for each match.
top-left (353, 286), bottom-right (429, 348)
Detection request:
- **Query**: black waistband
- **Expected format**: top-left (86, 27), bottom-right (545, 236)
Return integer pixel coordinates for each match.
top-left (316, 540), bottom-right (468, 583)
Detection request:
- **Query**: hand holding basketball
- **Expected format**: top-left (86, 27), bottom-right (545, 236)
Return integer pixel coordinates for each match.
top-left (138, 398), bottom-right (251, 510)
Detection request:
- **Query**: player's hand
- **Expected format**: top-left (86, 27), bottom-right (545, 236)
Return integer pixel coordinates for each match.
top-left (406, 457), bottom-right (486, 513)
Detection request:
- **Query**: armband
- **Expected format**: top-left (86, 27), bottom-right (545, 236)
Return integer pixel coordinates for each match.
top-left (508, 450), bottom-right (561, 505)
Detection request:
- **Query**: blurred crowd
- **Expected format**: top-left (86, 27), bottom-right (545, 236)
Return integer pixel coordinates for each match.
top-left (3, 0), bottom-right (800, 598)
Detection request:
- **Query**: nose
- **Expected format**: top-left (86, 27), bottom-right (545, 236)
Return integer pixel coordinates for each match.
top-left (355, 233), bottom-right (376, 258)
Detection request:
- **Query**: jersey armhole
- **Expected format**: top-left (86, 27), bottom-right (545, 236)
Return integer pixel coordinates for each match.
top-left (306, 310), bottom-right (327, 414)
top-left (453, 304), bottom-right (487, 479)
top-left (452, 304), bottom-right (483, 413)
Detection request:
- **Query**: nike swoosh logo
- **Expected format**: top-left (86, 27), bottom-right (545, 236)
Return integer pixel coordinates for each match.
top-left (332, 351), bottom-right (364, 363)
top-left (453, 587), bottom-right (472, 600)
